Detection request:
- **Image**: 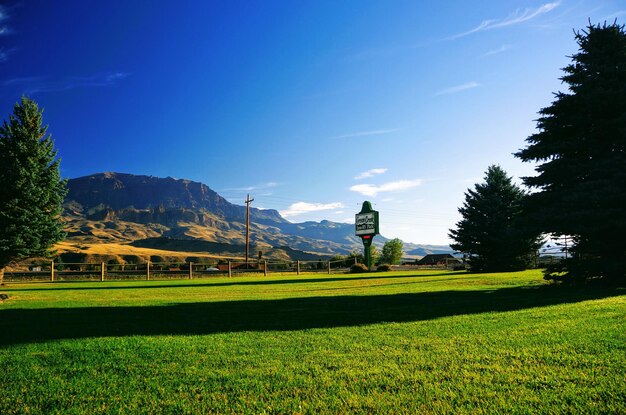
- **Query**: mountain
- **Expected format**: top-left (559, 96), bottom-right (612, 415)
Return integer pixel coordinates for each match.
top-left (406, 245), bottom-right (457, 256)
top-left (61, 172), bottom-right (452, 261)
top-left (66, 172), bottom-right (285, 223)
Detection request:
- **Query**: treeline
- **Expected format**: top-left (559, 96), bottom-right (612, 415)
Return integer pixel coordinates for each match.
top-left (449, 22), bottom-right (626, 283)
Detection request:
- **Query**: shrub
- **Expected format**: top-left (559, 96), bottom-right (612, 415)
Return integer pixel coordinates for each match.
top-left (377, 264), bottom-right (392, 272)
top-left (350, 263), bottom-right (369, 273)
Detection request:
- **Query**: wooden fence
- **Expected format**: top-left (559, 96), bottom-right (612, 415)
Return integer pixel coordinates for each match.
top-left (4, 258), bottom-right (359, 283)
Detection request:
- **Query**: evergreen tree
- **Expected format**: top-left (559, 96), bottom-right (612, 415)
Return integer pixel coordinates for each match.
top-left (381, 238), bottom-right (404, 265)
top-left (449, 165), bottom-right (539, 272)
top-left (0, 97), bottom-right (67, 284)
top-left (515, 22), bottom-right (626, 282)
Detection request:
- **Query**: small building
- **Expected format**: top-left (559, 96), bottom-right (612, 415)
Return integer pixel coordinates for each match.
top-left (416, 254), bottom-right (456, 266)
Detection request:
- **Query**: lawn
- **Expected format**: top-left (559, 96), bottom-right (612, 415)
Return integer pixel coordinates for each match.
top-left (0, 270), bottom-right (624, 414)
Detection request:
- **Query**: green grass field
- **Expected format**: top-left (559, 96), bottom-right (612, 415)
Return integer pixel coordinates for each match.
top-left (1, 270), bottom-right (624, 414)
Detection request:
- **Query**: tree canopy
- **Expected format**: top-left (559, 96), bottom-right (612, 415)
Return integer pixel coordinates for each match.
top-left (0, 97), bottom-right (67, 284)
top-left (449, 165), bottom-right (539, 273)
top-left (381, 238), bottom-right (403, 265)
top-left (515, 22), bottom-right (626, 282)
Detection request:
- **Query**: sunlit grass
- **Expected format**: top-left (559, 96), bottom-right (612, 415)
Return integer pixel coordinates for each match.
top-left (55, 240), bottom-right (234, 261)
top-left (1, 270), bottom-right (624, 414)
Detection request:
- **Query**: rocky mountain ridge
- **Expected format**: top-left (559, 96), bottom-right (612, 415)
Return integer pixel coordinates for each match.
top-left (62, 172), bottom-right (452, 259)
top-left (66, 172), bottom-right (285, 223)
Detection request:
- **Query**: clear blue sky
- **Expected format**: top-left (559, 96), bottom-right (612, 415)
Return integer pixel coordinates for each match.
top-left (1, 1), bottom-right (624, 245)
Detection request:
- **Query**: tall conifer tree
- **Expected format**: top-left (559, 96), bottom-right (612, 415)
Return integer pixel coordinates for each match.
top-left (449, 165), bottom-right (539, 273)
top-left (0, 97), bottom-right (67, 284)
top-left (516, 22), bottom-right (626, 282)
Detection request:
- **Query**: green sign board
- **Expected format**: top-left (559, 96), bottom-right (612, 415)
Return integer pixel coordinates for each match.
top-left (355, 201), bottom-right (379, 269)
top-left (355, 212), bottom-right (379, 236)
top-left (355, 201), bottom-right (379, 236)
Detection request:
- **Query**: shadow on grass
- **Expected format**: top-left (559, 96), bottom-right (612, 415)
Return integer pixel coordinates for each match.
top-left (6, 271), bottom-right (463, 292)
top-left (1, 284), bottom-right (623, 347)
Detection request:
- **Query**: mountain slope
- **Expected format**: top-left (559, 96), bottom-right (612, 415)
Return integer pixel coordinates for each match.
top-left (61, 172), bottom-right (452, 259)
top-left (67, 172), bottom-right (285, 223)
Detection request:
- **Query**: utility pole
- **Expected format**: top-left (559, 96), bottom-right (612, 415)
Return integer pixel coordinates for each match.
top-left (245, 193), bottom-right (254, 266)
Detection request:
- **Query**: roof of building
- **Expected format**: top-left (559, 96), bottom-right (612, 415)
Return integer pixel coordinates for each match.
top-left (416, 253), bottom-right (455, 265)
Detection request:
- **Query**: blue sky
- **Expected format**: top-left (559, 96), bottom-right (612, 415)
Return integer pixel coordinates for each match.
top-left (1, 1), bottom-right (624, 245)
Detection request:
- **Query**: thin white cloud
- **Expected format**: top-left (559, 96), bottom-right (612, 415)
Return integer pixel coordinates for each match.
top-left (354, 168), bottom-right (388, 180)
top-left (280, 202), bottom-right (346, 218)
top-left (4, 72), bottom-right (130, 94)
top-left (449, 2), bottom-right (561, 40)
top-left (482, 44), bottom-right (512, 57)
top-left (0, 47), bottom-right (16, 62)
top-left (332, 129), bottom-right (398, 139)
top-left (62, 72), bottom-right (130, 88)
top-left (2, 76), bottom-right (45, 86)
top-left (350, 179), bottom-right (422, 197)
top-left (0, 5), bottom-right (9, 36)
top-left (435, 82), bottom-right (480, 96)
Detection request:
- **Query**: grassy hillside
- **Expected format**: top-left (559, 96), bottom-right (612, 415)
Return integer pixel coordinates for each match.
top-left (61, 216), bottom-right (347, 260)
top-left (54, 240), bottom-right (238, 264)
top-left (51, 240), bottom-right (320, 266)
top-left (0, 270), bottom-right (624, 414)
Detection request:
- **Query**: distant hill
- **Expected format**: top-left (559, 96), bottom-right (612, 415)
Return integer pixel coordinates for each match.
top-left (406, 245), bottom-right (456, 256)
top-left (66, 172), bottom-right (285, 223)
top-left (61, 172), bottom-right (452, 261)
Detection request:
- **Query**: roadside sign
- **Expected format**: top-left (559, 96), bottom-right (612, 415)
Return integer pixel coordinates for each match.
top-left (355, 211), bottom-right (379, 236)
top-left (355, 201), bottom-right (379, 270)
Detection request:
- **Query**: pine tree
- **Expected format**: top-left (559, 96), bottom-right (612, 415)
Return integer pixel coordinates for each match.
top-left (515, 22), bottom-right (626, 282)
top-left (449, 165), bottom-right (539, 273)
top-left (0, 97), bottom-right (67, 284)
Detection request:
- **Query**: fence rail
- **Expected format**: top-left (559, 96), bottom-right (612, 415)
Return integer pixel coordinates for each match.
top-left (4, 258), bottom-right (359, 283)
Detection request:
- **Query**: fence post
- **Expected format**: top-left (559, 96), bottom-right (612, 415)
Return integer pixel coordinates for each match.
top-left (297, 260), bottom-right (300, 275)
top-left (50, 260), bottom-right (55, 282)
top-left (264, 260), bottom-right (267, 277)
top-left (146, 261), bottom-right (150, 280)
top-left (189, 262), bottom-right (193, 279)
top-left (328, 260), bottom-right (331, 274)
top-left (101, 262), bottom-right (105, 282)
top-left (228, 261), bottom-right (232, 278)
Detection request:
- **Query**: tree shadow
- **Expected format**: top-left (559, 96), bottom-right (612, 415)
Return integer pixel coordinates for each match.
top-left (1, 284), bottom-right (622, 346)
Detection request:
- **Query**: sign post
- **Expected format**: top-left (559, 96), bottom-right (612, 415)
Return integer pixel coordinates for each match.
top-left (355, 201), bottom-right (379, 270)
